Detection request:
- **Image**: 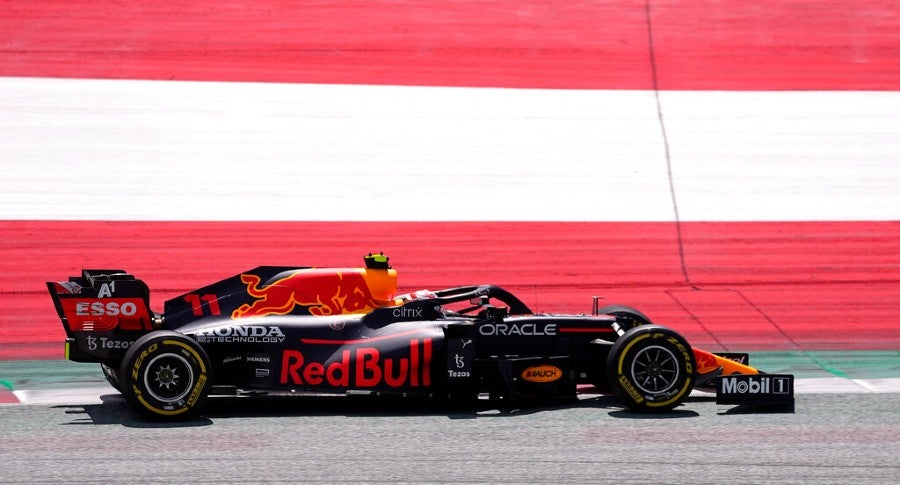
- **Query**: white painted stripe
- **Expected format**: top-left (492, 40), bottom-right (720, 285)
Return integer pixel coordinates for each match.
top-left (662, 91), bottom-right (900, 222)
top-left (794, 377), bottom-right (900, 394)
top-left (11, 386), bottom-right (112, 405)
top-left (851, 378), bottom-right (900, 393)
top-left (1, 77), bottom-right (897, 221)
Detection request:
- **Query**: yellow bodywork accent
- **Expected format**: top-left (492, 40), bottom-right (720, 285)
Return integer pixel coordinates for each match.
top-left (694, 348), bottom-right (760, 376)
top-left (714, 354), bottom-right (759, 376)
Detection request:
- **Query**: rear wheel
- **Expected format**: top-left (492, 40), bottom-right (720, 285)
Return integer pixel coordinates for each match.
top-left (606, 325), bottom-right (695, 413)
top-left (119, 331), bottom-right (211, 419)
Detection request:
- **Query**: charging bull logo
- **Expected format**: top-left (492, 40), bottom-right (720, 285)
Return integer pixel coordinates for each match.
top-left (693, 348), bottom-right (721, 375)
top-left (232, 269), bottom-right (391, 318)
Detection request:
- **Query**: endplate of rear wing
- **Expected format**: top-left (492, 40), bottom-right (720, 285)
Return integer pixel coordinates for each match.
top-left (47, 269), bottom-right (157, 362)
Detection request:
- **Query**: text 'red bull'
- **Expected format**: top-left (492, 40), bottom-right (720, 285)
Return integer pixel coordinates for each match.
top-left (233, 268), bottom-right (392, 319)
top-left (280, 338), bottom-right (432, 388)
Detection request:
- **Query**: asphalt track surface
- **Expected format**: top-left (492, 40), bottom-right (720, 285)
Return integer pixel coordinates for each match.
top-left (2, 392), bottom-right (898, 484)
top-left (2, 356), bottom-right (899, 484)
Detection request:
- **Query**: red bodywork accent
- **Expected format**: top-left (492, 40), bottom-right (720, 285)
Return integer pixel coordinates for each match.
top-left (59, 298), bottom-right (153, 331)
top-left (558, 327), bottom-right (616, 334)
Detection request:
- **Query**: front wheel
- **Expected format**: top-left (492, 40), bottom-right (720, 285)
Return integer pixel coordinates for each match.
top-left (119, 331), bottom-right (211, 419)
top-left (606, 325), bottom-right (695, 413)
top-left (597, 304), bottom-right (652, 331)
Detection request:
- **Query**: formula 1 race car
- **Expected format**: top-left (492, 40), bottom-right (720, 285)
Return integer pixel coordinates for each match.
top-left (47, 254), bottom-right (794, 419)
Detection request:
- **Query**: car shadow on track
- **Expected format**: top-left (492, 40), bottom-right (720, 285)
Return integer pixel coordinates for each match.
top-left (57, 394), bottom-right (214, 428)
top-left (54, 392), bottom-right (702, 427)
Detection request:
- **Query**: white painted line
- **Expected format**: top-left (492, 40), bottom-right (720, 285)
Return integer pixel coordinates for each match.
top-left (851, 378), bottom-right (900, 393)
top-left (1, 77), bottom-right (897, 221)
top-left (12, 386), bottom-right (113, 405)
top-left (795, 377), bottom-right (877, 394)
top-left (662, 90), bottom-right (900, 221)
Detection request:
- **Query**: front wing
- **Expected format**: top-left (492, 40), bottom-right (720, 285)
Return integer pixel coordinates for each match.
top-left (695, 348), bottom-right (795, 411)
top-left (716, 374), bottom-right (795, 411)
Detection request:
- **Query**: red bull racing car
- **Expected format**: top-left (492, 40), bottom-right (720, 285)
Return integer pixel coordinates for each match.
top-left (47, 254), bottom-right (794, 419)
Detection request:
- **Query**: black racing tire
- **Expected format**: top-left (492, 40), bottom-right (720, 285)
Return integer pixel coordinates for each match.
top-left (597, 305), bottom-right (653, 330)
top-left (100, 363), bottom-right (121, 392)
top-left (119, 331), bottom-right (211, 419)
top-left (606, 325), bottom-right (695, 413)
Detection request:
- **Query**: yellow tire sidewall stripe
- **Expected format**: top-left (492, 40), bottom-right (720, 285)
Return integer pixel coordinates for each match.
top-left (132, 338), bottom-right (208, 416)
top-left (617, 332), bottom-right (693, 408)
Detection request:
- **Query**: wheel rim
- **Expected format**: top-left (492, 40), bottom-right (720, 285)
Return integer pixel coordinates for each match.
top-left (144, 352), bottom-right (194, 404)
top-left (630, 345), bottom-right (680, 394)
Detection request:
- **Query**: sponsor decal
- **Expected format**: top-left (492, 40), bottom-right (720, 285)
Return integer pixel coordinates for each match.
top-left (521, 365), bottom-right (563, 383)
top-left (194, 325), bottom-right (286, 344)
top-left (75, 301), bottom-right (138, 317)
top-left (393, 307), bottom-right (424, 318)
top-left (280, 338), bottom-right (432, 388)
top-left (721, 376), bottom-right (792, 395)
top-left (716, 374), bottom-right (795, 407)
top-left (86, 336), bottom-right (133, 351)
top-left (478, 322), bottom-right (557, 337)
top-left (232, 269), bottom-right (392, 318)
top-left (96, 282), bottom-right (116, 298)
top-left (446, 338), bottom-right (474, 380)
top-left (61, 298), bottom-right (150, 331)
top-left (694, 349), bottom-right (720, 375)
top-left (719, 352), bottom-right (750, 365)
top-left (447, 353), bottom-right (471, 378)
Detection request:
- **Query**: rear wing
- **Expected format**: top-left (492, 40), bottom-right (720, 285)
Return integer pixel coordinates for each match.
top-left (47, 269), bottom-right (157, 361)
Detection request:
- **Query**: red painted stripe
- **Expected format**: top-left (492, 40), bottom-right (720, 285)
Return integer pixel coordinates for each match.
top-left (558, 328), bottom-right (617, 334)
top-left (650, 1), bottom-right (900, 90)
top-left (2, 220), bottom-right (897, 358)
top-left (2, 1), bottom-right (897, 89)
